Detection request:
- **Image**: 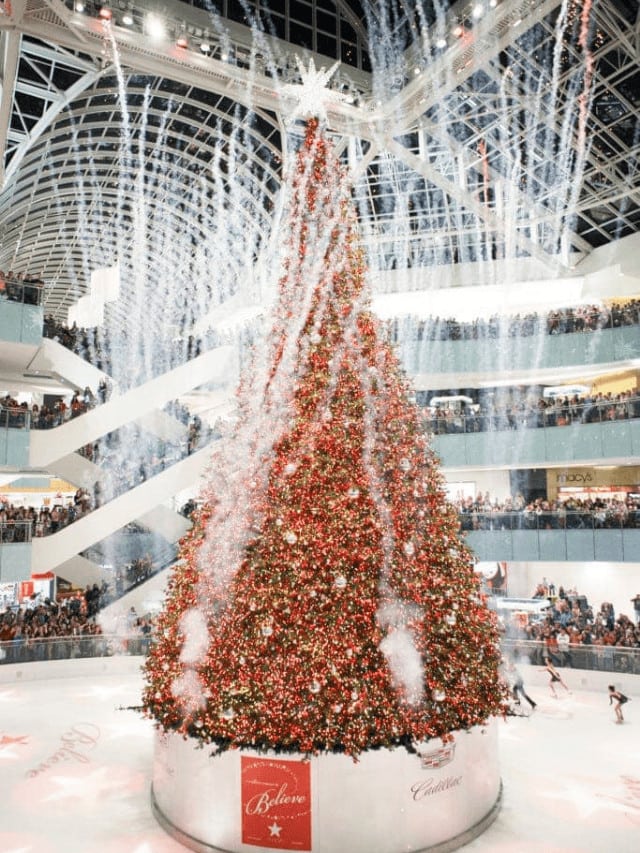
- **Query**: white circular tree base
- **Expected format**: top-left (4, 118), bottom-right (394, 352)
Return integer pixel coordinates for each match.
top-left (151, 722), bottom-right (501, 853)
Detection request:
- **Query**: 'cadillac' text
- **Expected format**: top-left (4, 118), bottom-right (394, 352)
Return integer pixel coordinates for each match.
top-left (411, 776), bottom-right (463, 800)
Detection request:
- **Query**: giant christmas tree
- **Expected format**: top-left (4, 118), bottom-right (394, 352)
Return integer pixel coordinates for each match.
top-left (142, 115), bottom-right (506, 759)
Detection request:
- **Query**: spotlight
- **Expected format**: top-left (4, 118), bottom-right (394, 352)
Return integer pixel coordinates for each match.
top-left (413, 66), bottom-right (421, 76)
top-left (99, 6), bottom-right (112, 20)
top-left (122, 11), bottom-right (133, 25)
top-left (199, 42), bottom-right (211, 54)
top-left (74, 1), bottom-right (85, 11)
top-left (435, 37), bottom-right (447, 49)
top-left (146, 13), bottom-right (165, 40)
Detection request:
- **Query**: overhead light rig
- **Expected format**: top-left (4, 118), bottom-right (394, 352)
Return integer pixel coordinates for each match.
top-left (69, 0), bottom-right (222, 56)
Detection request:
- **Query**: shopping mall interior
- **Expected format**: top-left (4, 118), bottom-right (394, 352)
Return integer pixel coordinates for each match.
top-left (1, 1), bottom-right (639, 851)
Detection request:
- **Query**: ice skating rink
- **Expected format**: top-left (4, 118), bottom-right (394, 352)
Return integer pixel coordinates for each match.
top-left (1, 656), bottom-right (638, 853)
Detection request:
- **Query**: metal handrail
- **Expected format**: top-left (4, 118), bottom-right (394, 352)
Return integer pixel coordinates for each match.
top-left (501, 637), bottom-right (640, 675)
top-left (0, 520), bottom-right (33, 543)
top-left (1, 632), bottom-right (639, 672)
top-left (0, 633), bottom-right (152, 664)
top-left (0, 406), bottom-right (31, 429)
top-left (390, 306), bottom-right (640, 342)
top-left (0, 504), bottom-right (637, 550)
top-left (0, 276), bottom-right (44, 306)
top-left (458, 509), bottom-right (640, 531)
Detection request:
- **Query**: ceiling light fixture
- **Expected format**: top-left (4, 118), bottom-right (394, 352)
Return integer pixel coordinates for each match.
top-left (146, 13), bottom-right (165, 40)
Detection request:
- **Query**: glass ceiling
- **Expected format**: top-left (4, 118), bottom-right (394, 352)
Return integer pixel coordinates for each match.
top-left (0, 0), bottom-right (637, 320)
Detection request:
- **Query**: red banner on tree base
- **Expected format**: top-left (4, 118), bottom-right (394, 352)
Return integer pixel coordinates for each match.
top-left (241, 756), bottom-right (311, 850)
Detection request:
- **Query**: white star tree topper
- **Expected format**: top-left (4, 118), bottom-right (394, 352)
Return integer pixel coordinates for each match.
top-left (281, 57), bottom-right (348, 124)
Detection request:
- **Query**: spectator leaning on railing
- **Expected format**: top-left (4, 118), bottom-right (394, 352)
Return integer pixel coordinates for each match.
top-left (452, 493), bottom-right (640, 531)
top-left (0, 269), bottom-right (45, 305)
top-left (0, 492), bottom-right (92, 541)
top-left (0, 595), bottom-right (158, 643)
top-left (422, 388), bottom-right (640, 435)
top-left (0, 597), bottom-right (103, 642)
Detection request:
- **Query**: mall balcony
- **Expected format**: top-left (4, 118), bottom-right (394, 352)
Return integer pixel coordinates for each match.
top-left (2, 285), bottom-right (640, 586)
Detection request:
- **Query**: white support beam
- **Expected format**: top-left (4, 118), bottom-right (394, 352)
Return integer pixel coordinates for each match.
top-left (386, 136), bottom-right (567, 274)
top-left (0, 29), bottom-right (21, 186)
top-left (377, 0), bottom-right (565, 137)
top-left (4, 65), bottom-right (105, 185)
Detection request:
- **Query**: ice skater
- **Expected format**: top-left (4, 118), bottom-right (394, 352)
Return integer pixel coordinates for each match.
top-left (541, 657), bottom-right (570, 698)
top-left (608, 685), bottom-right (629, 724)
top-left (505, 659), bottom-right (537, 710)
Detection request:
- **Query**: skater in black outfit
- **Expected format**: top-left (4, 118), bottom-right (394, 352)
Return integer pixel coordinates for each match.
top-left (506, 659), bottom-right (537, 710)
top-left (541, 657), bottom-right (570, 697)
top-left (608, 685), bottom-right (629, 724)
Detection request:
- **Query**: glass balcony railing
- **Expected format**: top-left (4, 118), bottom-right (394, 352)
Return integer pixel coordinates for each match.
top-left (0, 633), bottom-right (151, 664)
top-left (459, 509), bottom-right (640, 532)
top-left (423, 396), bottom-right (640, 435)
top-left (389, 307), bottom-right (640, 342)
top-left (2, 633), bottom-right (638, 675)
top-left (500, 637), bottom-right (640, 675)
top-left (0, 406), bottom-right (31, 430)
top-left (0, 521), bottom-right (33, 543)
top-left (0, 276), bottom-right (44, 306)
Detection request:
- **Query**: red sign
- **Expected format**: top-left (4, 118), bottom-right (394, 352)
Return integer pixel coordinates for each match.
top-left (19, 581), bottom-right (34, 600)
top-left (241, 756), bottom-right (311, 850)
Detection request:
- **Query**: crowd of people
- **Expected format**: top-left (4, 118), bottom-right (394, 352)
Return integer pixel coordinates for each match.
top-left (0, 384), bottom-right (109, 429)
top-left (452, 492), bottom-right (640, 531)
top-left (0, 269), bottom-right (44, 305)
top-left (0, 387), bottom-right (211, 446)
top-left (113, 554), bottom-right (157, 594)
top-left (41, 315), bottom-right (247, 387)
top-left (389, 298), bottom-right (640, 342)
top-left (0, 490), bottom-right (92, 542)
top-left (2, 485), bottom-right (638, 548)
top-left (0, 596), bottom-right (104, 644)
top-left (0, 592), bottom-right (156, 663)
top-left (40, 300), bottom-right (640, 397)
top-left (501, 579), bottom-right (640, 653)
top-left (422, 387), bottom-right (639, 435)
top-left (0, 547), bottom-right (164, 645)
